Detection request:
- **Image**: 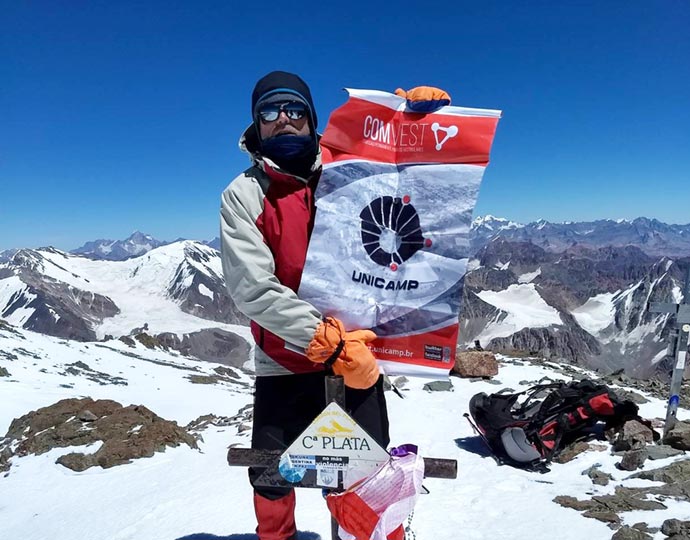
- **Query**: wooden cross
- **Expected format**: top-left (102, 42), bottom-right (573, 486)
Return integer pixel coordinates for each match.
top-left (227, 375), bottom-right (457, 540)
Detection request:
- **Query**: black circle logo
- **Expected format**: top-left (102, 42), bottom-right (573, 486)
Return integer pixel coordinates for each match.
top-left (359, 196), bottom-right (430, 269)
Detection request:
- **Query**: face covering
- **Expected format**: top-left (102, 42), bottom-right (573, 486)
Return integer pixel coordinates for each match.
top-left (260, 135), bottom-right (317, 178)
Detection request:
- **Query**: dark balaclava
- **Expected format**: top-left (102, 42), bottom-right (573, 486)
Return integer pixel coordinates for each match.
top-left (251, 71), bottom-right (318, 178)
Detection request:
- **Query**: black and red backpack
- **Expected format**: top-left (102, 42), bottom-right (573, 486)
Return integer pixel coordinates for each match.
top-left (467, 379), bottom-right (647, 470)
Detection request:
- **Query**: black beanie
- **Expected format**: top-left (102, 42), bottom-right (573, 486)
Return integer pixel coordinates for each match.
top-left (252, 71), bottom-right (318, 132)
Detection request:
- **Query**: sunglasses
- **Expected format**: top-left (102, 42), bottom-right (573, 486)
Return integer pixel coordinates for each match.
top-left (258, 102), bottom-right (308, 123)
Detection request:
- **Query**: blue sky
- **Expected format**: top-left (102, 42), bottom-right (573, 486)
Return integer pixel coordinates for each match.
top-left (2, 1), bottom-right (689, 251)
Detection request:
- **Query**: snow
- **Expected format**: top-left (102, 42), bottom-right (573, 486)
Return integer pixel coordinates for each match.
top-left (517, 267), bottom-right (541, 283)
top-left (198, 283), bottom-right (214, 300)
top-left (471, 215), bottom-right (523, 231)
top-left (0, 275), bottom-right (37, 326)
top-left (572, 292), bottom-right (618, 335)
top-left (474, 283), bottom-right (563, 343)
top-left (1, 325), bottom-right (689, 540)
top-left (12, 243), bottom-right (251, 342)
top-left (466, 258), bottom-right (481, 272)
top-left (672, 285), bottom-right (684, 304)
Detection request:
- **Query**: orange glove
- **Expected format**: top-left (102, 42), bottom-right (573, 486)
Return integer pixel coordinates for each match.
top-left (395, 86), bottom-right (451, 113)
top-left (306, 317), bottom-right (380, 389)
top-left (332, 334), bottom-right (380, 390)
top-left (307, 317), bottom-right (349, 364)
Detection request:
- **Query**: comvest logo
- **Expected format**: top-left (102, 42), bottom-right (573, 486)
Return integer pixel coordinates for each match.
top-left (431, 122), bottom-right (458, 150)
top-left (361, 115), bottom-right (458, 152)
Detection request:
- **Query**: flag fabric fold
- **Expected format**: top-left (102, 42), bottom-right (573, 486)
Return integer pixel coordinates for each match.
top-left (299, 89), bottom-right (501, 377)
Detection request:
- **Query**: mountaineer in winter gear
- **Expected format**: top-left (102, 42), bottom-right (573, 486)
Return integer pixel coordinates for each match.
top-left (220, 71), bottom-right (392, 540)
top-left (220, 70), bottom-right (449, 540)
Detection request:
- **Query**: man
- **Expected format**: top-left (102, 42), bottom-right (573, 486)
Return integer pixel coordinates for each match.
top-left (220, 71), bottom-right (449, 540)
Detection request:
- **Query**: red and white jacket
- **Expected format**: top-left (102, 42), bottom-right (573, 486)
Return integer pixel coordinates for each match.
top-left (220, 127), bottom-right (323, 376)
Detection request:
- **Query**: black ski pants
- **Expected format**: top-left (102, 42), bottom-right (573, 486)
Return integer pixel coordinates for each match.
top-left (249, 371), bottom-right (390, 500)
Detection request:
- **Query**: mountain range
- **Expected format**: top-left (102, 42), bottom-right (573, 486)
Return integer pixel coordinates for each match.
top-left (2, 218), bottom-right (690, 538)
top-left (470, 216), bottom-right (690, 258)
top-left (4, 215), bottom-right (689, 263)
top-left (60, 231), bottom-right (221, 261)
top-left (0, 216), bottom-right (688, 379)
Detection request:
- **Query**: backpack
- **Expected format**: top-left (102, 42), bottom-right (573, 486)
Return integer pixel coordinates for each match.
top-left (467, 379), bottom-right (645, 471)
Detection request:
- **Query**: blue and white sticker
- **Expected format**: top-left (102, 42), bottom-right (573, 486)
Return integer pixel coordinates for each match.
top-left (278, 454), bottom-right (309, 483)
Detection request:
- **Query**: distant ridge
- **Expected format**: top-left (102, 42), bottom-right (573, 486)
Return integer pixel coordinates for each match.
top-left (470, 216), bottom-right (690, 257)
top-left (4, 216), bottom-right (688, 262)
top-left (71, 231), bottom-right (167, 261)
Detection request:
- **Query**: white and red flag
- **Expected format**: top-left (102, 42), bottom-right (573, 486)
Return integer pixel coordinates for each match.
top-left (299, 89), bottom-right (501, 377)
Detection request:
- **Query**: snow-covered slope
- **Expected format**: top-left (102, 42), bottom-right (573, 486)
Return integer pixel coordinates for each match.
top-left (1, 323), bottom-right (688, 540)
top-left (460, 240), bottom-right (687, 376)
top-left (0, 241), bottom-right (248, 341)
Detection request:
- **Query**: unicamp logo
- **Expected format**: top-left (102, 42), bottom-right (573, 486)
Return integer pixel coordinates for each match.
top-left (359, 195), bottom-right (431, 270)
top-left (351, 194), bottom-right (431, 291)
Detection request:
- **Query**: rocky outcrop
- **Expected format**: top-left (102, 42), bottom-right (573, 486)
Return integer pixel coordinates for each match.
top-left (459, 239), bottom-right (687, 376)
top-left (156, 328), bottom-right (251, 368)
top-left (486, 325), bottom-right (601, 364)
top-left (661, 519), bottom-right (690, 538)
top-left (555, 458), bottom-right (690, 537)
top-left (0, 398), bottom-right (197, 473)
top-left (1, 250), bottom-right (120, 341)
top-left (453, 351), bottom-right (499, 378)
top-left (663, 421), bottom-right (690, 451)
top-left (166, 242), bottom-right (248, 325)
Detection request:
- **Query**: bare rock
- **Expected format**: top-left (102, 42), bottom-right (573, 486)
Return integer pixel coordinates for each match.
top-left (592, 487), bottom-right (666, 512)
top-left (662, 519), bottom-right (690, 537)
top-left (78, 410), bottom-right (98, 422)
top-left (631, 459), bottom-right (690, 484)
top-left (119, 336), bottom-right (135, 347)
top-left (156, 328), bottom-right (250, 368)
top-left (423, 380), bottom-right (454, 392)
top-left (612, 419), bottom-right (655, 451)
top-left (453, 351), bottom-right (498, 378)
top-left (612, 389), bottom-right (650, 405)
top-left (583, 510), bottom-right (620, 524)
top-left (1, 398), bottom-right (197, 473)
top-left (646, 444), bottom-right (684, 461)
top-left (664, 421), bottom-right (690, 451)
top-left (617, 448), bottom-right (648, 471)
top-left (553, 495), bottom-right (597, 512)
top-left (553, 441), bottom-right (591, 463)
top-left (583, 465), bottom-right (612, 486)
top-left (611, 526), bottom-right (652, 540)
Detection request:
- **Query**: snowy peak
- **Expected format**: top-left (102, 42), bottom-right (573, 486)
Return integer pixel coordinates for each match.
top-left (5, 247), bottom-right (76, 276)
top-left (204, 237), bottom-right (221, 251)
top-left (471, 214), bottom-right (523, 232)
top-left (0, 249), bottom-right (19, 263)
top-left (0, 241), bottom-right (247, 341)
top-left (163, 242), bottom-right (247, 326)
top-left (71, 231), bottom-right (168, 261)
